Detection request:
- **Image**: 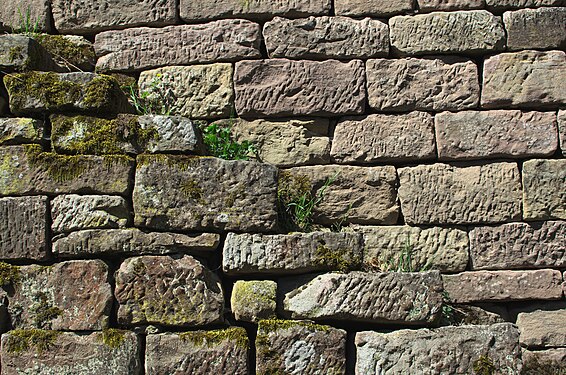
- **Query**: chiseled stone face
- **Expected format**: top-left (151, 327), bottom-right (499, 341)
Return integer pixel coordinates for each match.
top-left (418, 0), bottom-right (484, 12)
top-left (0, 118), bottom-right (43, 145)
top-left (523, 159), bottom-right (566, 221)
top-left (486, 0), bottom-right (566, 10)
top-left (0, 0), bottom-right (51, 32)
top-left (334, 0), bottom-right (413, 16)
top-left (517, 310), bottom-right (566, 348)
top-left (504, 7), bottom-right (566, 51)
top-left (231, 280), bottom-right (277, 322)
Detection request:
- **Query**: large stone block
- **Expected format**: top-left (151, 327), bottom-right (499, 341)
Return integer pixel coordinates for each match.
top-left (0, 196), bottom-right (47, 260)
top-left (234, 59), bottom-right (365, 117)
top-left (0, 0), bottom-right (51, 32)
top-left (334, 0), bottom-right (413, 16)
top-left (522, 348), bottom-right (566, 372)
top-left (264, 16), bottom-right (389, 59)
top-left (517, 310), bottom-right (566, 348)
top-left (486, 0), bottom-right (566, 10)
top-left (0, 118), bottom-right (43, 145)
top-left (470, 221), bottom-right (566, 270)
top-left (0, 35), bottom-right (54, 72)
top-left (95, 20), bottom-right (261, 73)
top-left (482, 50), bottom-right (566, 109)
top-left (133, 155), bottom-right (278, 232)
top-left (418, 0), bottom-right (484, 11)
top-left (435, 110), bottom-right (558, 160)
top-left (115, 255), bottom-right (224, 327)
top-left (355, 324), bottom-right (522, 374)
top-left (231, 280), bottom-right (277, 322)
top-left (331, 112), bottom-right (436, 163)
top-left (504, 8), bottom-right (566, 51)
top-left (366, 57), bottom-right (479, 112)
top-left (443, 270), bottom-right (564, 303)
top-left (559, 110), bottom-right (566, 156)
top-left (523, 159), bottom-right (566, 220)
top-left (389, 11), bottom-right (505, 56)
top-left (281, 271), bottom-right (443, 325)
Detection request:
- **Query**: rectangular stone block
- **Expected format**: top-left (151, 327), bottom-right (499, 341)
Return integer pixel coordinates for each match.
top-left (264, 16), bottom-right (389, 59)
top-left (231, 281), bottom-right (277, 322)
top-left (234, 59), bottom-right (366, 117)
top-left (95, 20), bottom-right (261, 73)
top-left (486, 0), bottom-right (566, 10)
top-left (435, 110), bottom-right (558, 160)
top-left (334, 0), bottom-right (414, 16)
top-left (0, 196), bottom-right (47, 261)
top-left (366, 57), bottom-right (479, 112)
top-left (517, 310), bottom-right (566, 348)
top-left (442, 270), bottom-right (564, 303)
top-left (482, 50), bottom-right (566, 109)
top-left (133, 154), bottom-right (278, 232)
top-left (418, 0), bottom-right (484, 11)
top-left (0, 35), bottom-right (55, 72)
top-left (0, 118), bottom-right (43, 145)
top-left (0, 0), bottom-right (51, 32)
top-left (398, 162), bottom-right (522, 225)
top-left (522, 348), bottom-right (566, 371)
top-left (331, 112), bottom-right (436, 163)
top-left (389, 11), bottom-right (505, 56)
top-left (523, 159), bottom-right (566, 220)
top-left (560, 110), bottom-right (566, 156)
top-left (504, 8), bottom-right (566, 51)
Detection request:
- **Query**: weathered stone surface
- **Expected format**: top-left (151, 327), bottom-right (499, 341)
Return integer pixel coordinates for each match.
top-left (134, 154), bottom-right (278, 232)
top-left (53, 229), bottom-right (220, 257)
top-left (0, 35), bottom-right (53, 72)
top-left (470, 221), bottom-right (566, 270)
top-left (522, 348), bottom-right (566, 372)
top-left (231, 280), bottom-right (277, 322)
top-left (442, 305), bottom-right (506, 326)
top-left (34, 34), bottom-right (96, 72)
top-left (0, 145), bottom-right (134, 196)
top-left (0, 118), bottom-right (42, 145)
top-left (504, 8), bottom-right (566, 51)
top-left (436, 110), bottom-right (558, 160)
top-left (0, 0), bottom-right (51, 32)
top-left (264, 16), bottom-right (389, 59)
top-left (146, 328), bottom-right (248, 375)
top-left (442, 270), bottom-right (564, 303)
top-left (523, 159), bottom-right (566, 220)
top-left (138, 64), bottom-right (233, 119)
top-left (355, 324), bottom-right (521, 374)
top-left (559, 110), bottom-right (566, 156)
top-left (356, 225), bottom-right (469, 273)
top-left (366, 57), bottom-right (479, 112)
top-left (0, 196), bottom-right (47, 260)
top-left (334, 0), bottom-right (413, 16)
top-left (398, 162), bottom-right (522, 225)
top-left (390, 11), bottom-right (506, 56)
top-left (418, 0), bottom-right (484, 11)
top-left (95, 20), bottom-right (261, 73)
top-left (1, 330), bottom-right (141, 374)
top-left (517, 310), bottom-right (566, 348)
top-left (486, 0), bottom-right (566, 10)
top-left (115, 255), bottom-right (224, 327)
top-left (223, 232), bottom-right (363, 275)
top-left (282, 271), bottom-right (443, 324)
top-left (234, 59), bottom-right (365, 117)
top-left (331, 112), bottom-right (436, 163)
top-left (256, 320), bottom-right (346, 375)
top-left (51, 0), bottom-right (176, 34)
top-left (8, 260), bottom-right (112, 330)
top-left (482, 50), bottom-right (566, 109)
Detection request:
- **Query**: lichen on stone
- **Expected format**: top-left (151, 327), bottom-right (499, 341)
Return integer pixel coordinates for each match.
top-left (4, 329), bottom-right (61, 354)
top-left (0, 261), bottom-right (20, 286)
top-left (99, 328), bottom-right (127, 349)
top-left (181, 179), bottom-right (204, 202)
top-left (30, 292), bottom-right (63, 329)
top-left (179, 327), bottom-right (248, 349)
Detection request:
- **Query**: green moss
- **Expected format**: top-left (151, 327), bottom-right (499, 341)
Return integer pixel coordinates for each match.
top-left (258, 319), bottom-right (329, 333)
top-left (30, 292), bottom-right (62, 329)
top-left (181, 179), bottom-right (204, 201)
top-left (24, 144), bottom-right (87, 183)
top-left (473, 355), bottom-right (496, 375)
top-left (0, 262), bottom-right (20, 286)
top-left (232, 281), bottom-right (276, 307)
top-left (277, 171), bottom-right (312, 206)
top-left (314, 244), bottom-right (358, 272)
top-left (8, 46), bottom-right (24, 62)
top-left (132, 259), bottom-right (146, 276)
top-left (179, 327), bottom-right (248, 349)
top-left (33, 34), bottom-right (95, 71)
top-left (99, 328), bottom-right (127, 349)
top-left (4, 329), bottom-right (60, 354)
top-left (83, 75), bottom-right (119, 109)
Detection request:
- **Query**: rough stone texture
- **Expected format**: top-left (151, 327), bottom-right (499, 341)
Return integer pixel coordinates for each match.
top-left (389, 11), bottom-right (506, 56)
top-left (517, 310), bottom-right (566, 348)
top-left (334, 0), bottom-right (413, 16)
top-left (486, 0), bottom-right (566, 10)
top-left (523, 159), bottom-right (566, 221)
top-left (1, 330), bottom-right (141, 374)
top-left (398, 162), bottom-right (522, 225)
top-left (0, 196), bottom-right (47, 260)
top-left (482, 50), bottom-right (566, 109)
top-left (34, 34), bottom-right (96, 72)
top-left (504, 8), bottom-right (566, 51)
top-left (0, 118), bottom-right (43, 145)
top-left (366, 57), bottom-right (479, 112)
top-left (0, 145), bottom-right (134, 196)
top-left (285, 165), bottom-right (399, 225)
top-left (231, 280), bottom-right (277, 322)
top-left (234, 59), bottom-right (365, 117)
top-left (418, 0), bottom-right (484, 11)
top-left (95, 20), bottom-right (261, 73)
top-left (559, 110), bottom-right (566, 156)
top-left (134, 155), bottom-right (278, 232)
top-left (442, 270), bottom-right (564, 303)
top-left (264, 16), bottom-right (389, 59)
top-left (146, 329), bottom-right (248, 375)
top-left (138, 64), bottom-right (233, 119)
top-left (53, 229), bottom-right (220, 257)
top-left (355, 324), bottom-right (522, 375)
top-left (0, 0), bottom-right (51, 32)
top-left (331, 112), bottom-right (436, 164)
top-left (470, 221), bottom-right (566, 270)
top-left (443, 305), bottom-right (506, 326)
top-left (355, 225), bottom-right (469, 273)
top-left (8, 260), bottom-right (112, 330)
top-left (51, 0), bottom-right (176, 34)
top-left (0, 35), bottom-right (54, 72)
top-left (256, 320), bottom-right (346, 375)
top-left (115, 255), bottom-right (224, 327)
top-left (223, 232), bottom-right (363, 275)
top-left (435, 110), bottom-right (558, 160)
top-left (282, 271), bottom-right (443, 325)
top-left (522, 348), bottom-right (566, 370)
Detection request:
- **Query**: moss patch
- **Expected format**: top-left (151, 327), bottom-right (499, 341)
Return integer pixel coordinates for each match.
top-left (0, 262), bottom-right (20, 286)
top-left (24, 144), bottom-right (87, 183)
top-left (258, 319), bottom-right (329, 333)
top-left (30, 292), bottom-right (63, 329)
top-left (181, 179), bottom-right (204, 202)
top-left (8, 45), bottom-right (25, 62)
top-left (4, 329), bottom-right (61, 354)
top-left (33, 34), bottom-right (95, 71)
top-left (314, 244), bottom-right (358, 272)
top-left (179, 327), bottom-right (248, 349)
top-left (99, 328), bottom-right (127, 349)
top-left (473, 355), bottom-right (496, 375)
top-left (83, 75), bottom-right (120, 109)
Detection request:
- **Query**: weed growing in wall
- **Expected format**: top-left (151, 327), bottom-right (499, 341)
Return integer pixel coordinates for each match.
top-left (366, 236), bottom-right (433, 272)
top-left (11, 5), bottom-right (41, 35)
top-left (126, 74), bottom-right (175, 115)
top-left (200, 122), bottom-right (256, 161)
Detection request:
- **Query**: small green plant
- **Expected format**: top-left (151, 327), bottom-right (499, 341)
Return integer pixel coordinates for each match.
top-left (11, 5), bottom-right (41, 35)
top-left (200, 122), bottom-right (256, 161)
top-left (473, 355), bottom-right (496, 375)
top-left (126, 73), bottom-right (175, 115)
top-left (441, 291), bottom-right (456, 325)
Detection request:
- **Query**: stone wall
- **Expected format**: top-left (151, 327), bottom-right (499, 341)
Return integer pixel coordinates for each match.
top-left (0, 1), bottom-right (565, 374)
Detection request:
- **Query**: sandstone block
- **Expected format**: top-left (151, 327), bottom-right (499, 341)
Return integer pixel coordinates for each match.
top-left (482, 50), bottom-right (566, 109)
top-left (0, 118), bottom-right (43, 145)
top-left (559, 110), bottom-right (566, 156)
top-left (133, 155), bottom-right (278, 232)
top-left (435, 110), bottom-right (558, 160)
top-left (231, 280), bottom-right (277, 322)
top-left (486, 0), bottom-right (566, 10)
top-left (0, 35), bottom-right (53, 72)
top-left (523, 159), bottom-right (566, 220)
top-left (522, 348), bottom-right (566, 372)
top-left (334, 0), bottom-right (413, 16)
top-left (234, 59), bottom-right (365, 117)
top-left (418, 0), bottom-right (484, 11)
top-left (517, 310), bottom-right (566, 348)
top-left (115, 255), bottom-right (224, 327)
top-left (331, 112), bottom-right (436, 163)
top-left (442, 270), bottom-right (564, 303)
top-left (0, 0), bottom-right (51, 32)
top-left (398, 162), bottom-right (522, 225)
top-left (504, 8), bottom-right (566, 51)
top-left (0, 196), bottom-right (47, 260)
top-left (390, 11), bottom-right (505, 55)
top-left (442, 304), bottom-right (506, 326)
top-left (366, 57), bottom-right (479, 112)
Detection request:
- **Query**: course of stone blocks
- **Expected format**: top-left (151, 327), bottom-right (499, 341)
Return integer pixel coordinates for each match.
top-left (0, 0), bottom-right (565, 374)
